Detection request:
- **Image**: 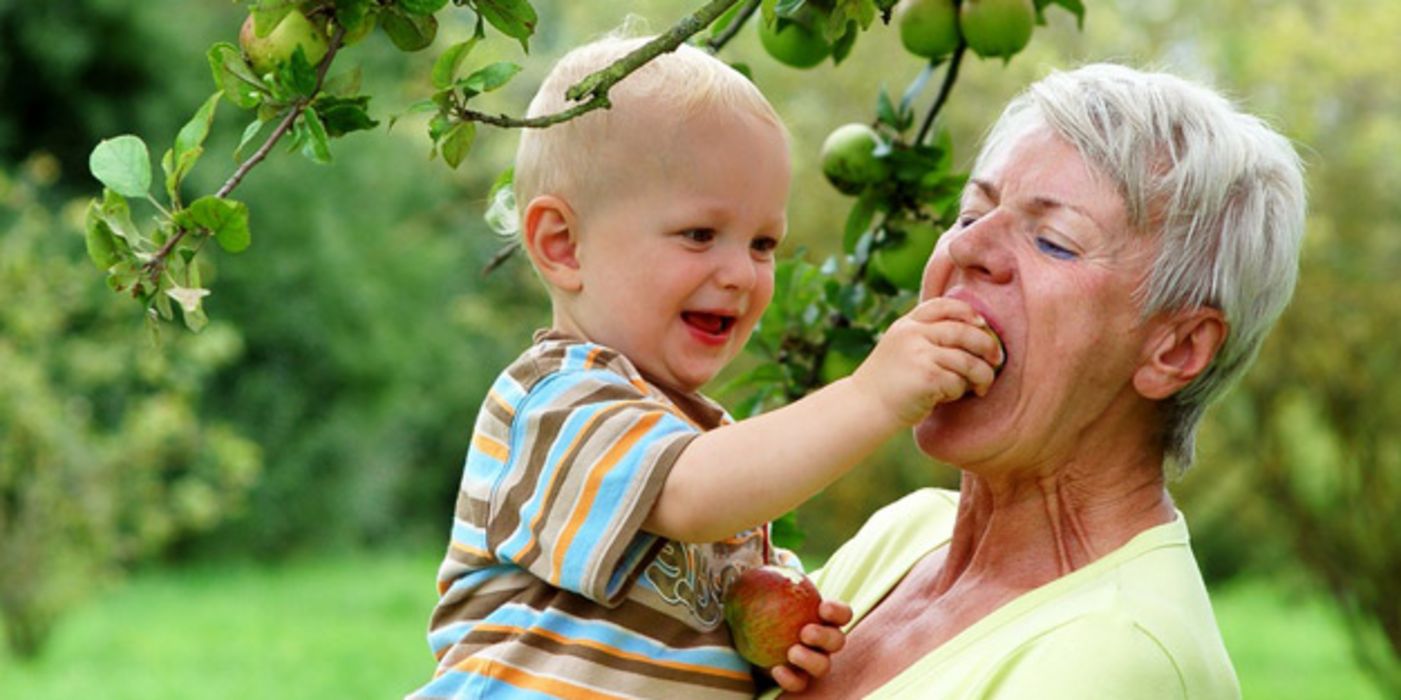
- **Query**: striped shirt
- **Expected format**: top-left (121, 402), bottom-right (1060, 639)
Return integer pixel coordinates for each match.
top-left (411, 335), bottom-right (783, 699)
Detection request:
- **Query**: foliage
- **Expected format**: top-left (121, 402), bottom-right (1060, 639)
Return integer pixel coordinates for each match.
top-left (0, 162), bottom-right (261, 658)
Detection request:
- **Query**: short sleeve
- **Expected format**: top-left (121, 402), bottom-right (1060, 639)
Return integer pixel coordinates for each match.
top-left (486, 367), bottom-right (700, 606)
top-left (985, 612), bottom-right (1191, 700)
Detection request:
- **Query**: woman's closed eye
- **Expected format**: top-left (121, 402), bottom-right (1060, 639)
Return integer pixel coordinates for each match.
top-left (1035, 236), bottom-right (1078, 260)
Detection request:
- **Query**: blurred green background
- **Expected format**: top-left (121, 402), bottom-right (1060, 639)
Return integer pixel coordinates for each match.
top-left (2, 0), bottom-right (1397, 697)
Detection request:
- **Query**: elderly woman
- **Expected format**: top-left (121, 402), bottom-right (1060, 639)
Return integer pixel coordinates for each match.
top-left (773, 63), bottom-right (1305, 698)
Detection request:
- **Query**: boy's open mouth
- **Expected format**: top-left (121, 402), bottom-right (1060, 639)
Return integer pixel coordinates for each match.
top-left (682, 311), bottom-right (735, 337)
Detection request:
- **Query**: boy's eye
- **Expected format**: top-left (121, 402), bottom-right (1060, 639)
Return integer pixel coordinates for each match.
top-left (751, 236), bottom-right (779, 255)
top-left (681, 228), bottom-right (715, 244)
top-left (1035, 236), bottom-right (1078, 260)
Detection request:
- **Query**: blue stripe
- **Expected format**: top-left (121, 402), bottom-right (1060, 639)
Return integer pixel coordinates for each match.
top-left (450, 518), bottom-right (488, 552)
top-left (492, 371), bottom-right (528, 407)
top-left (557, 411), bottom-right (692, 589)
top-left (441, 562), bottom-right (516, 601)
top-left (495, 372), bottom-right (612, 566)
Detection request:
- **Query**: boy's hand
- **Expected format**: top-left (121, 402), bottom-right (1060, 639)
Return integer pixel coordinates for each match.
top-left (769, 599), bottom-right (853, 694)
top-left (851, 297), bottom-right (1003, 425)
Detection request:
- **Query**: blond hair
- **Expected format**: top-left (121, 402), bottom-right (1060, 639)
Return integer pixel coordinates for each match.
top-left (514, 34), bottom-right (785, 213)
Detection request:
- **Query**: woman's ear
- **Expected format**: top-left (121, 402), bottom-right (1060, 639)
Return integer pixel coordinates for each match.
top-left (521, 194), bottom-right (582, 293)
top-left (1133, 308), bottom-right (1228, 400)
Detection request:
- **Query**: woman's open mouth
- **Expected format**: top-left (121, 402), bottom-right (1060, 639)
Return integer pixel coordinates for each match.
top-left (682, 311), bottom-right (736, 345)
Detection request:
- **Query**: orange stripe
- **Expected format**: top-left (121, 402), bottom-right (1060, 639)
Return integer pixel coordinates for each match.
top-left (473, 433), bottom-right (510, 462)
top-left (488, 389), bottom-right (516, 418)
top-left (583, 346), bottom-right (605, 369)
top-left (518, 400), bottom-right (651, 572)
top-left (551, 412), bottom-right (663, 583)
top-left (472, 622), bottom-right (752, 682)
top-left (450, 540), bottom-right (493, 560)
top-left (455, 656), bottom-right (626, 700)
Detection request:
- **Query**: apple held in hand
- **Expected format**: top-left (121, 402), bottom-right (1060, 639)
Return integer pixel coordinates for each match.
top-left (723, 565), bottom-right (823, 669)
top-left (240, 10), bottom-right (330, 76)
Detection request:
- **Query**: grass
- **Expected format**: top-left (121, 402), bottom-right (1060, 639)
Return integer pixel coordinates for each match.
top-left (0, 552), bottom-right (1391, 699)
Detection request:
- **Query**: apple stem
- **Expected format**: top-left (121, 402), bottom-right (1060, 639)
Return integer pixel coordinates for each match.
top-left (762, 524), bottom-right (772, 566)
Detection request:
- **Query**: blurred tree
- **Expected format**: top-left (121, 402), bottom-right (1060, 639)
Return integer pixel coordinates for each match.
top-left (0, 161), bottom-right (261, 658)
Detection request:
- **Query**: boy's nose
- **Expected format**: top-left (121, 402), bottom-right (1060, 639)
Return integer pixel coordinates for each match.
top-left (714, 246), bottom-right (757, 291)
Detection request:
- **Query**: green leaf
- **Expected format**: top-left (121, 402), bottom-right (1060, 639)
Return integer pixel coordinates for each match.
top-left (278, 46), bottom-right (320, 98)
top-left (313, 96), bottom-right (379, 137)
top-left (84, 201), bottom-right (123, 270)
top-left (165, 285), bottom-right (211, 315)
top-left (208, 42), bottom-right (266, 109)
top-left (252, 1), bottom-right (295, 36)
top-left (89, 135), bottom-right (151, 198)
top-left (439, 121), bottom-right (476, 169)
top-left (474, 0), bottom-right (537, 52)
top-left (175, 92), bottom-right (222, 160)
top-left (335, 0), bottom-right (373, 31)
top-left (401, 0), bottom-right (449, 15)
top-left (843, 190), bottom-right (880, 254)
top-left (380, 9), bottom-right (438, 51)
top-left (876, 86), bottom-right (900, 130)
top-left (236, 118), bottom-right (267, 160)
top-left (322, 66), bottom-right (364, 98)
top-left (300, 109), bottom-right (333, 163)
top-left (432, 38), bottom-right (479, 89)
top-left (458, 61), bottom-right (521, 96)
top-left (1035, 0), bottom-right (1085, 28)
top-left (187, 195), bottom-right (252, 253)
top-left (830, 21), bottom-right (859, 64)
top-left (93, 188), bottom-right (144, 245)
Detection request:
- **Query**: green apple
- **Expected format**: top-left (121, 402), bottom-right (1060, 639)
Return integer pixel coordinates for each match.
top-left (820, 123), bottom-right (890, 195)
top-left (896, 0), bottom-right (960, 61)
top-left (723, 565), bottom-right (823, 669)
top-left (758, 0), bottom-right (831, 69)
top-left (871, 218), bottom-right (939, 291)
top-left (959, 0), bottom-right (1034, 60)
top-left (240, 10), bottom-right (330, 76)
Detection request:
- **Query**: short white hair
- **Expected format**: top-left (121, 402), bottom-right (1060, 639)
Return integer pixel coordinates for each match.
top-left (515, 34), bottom-right (784, 212)
top-left (975, 63), bottom-right (1306, 476)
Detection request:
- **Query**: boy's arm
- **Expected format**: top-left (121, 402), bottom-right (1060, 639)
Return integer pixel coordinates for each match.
top-left (643, 297), bottom-right (1002, 543)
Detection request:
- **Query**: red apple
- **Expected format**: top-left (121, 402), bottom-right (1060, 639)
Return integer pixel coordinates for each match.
top-left (723, 565), bottom-right (823, 668)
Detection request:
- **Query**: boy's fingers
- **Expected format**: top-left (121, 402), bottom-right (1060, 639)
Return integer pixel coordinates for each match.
top-left (771, 664), bottom-right (810, 693)
top-left (787, 643), bottom-right (832, 678)
top-left (819, 599), bottom-right (853, 626)
top-left (800, 623), bottom-right (846, 653)
top-left (906, 296), bottom-right (980, 324)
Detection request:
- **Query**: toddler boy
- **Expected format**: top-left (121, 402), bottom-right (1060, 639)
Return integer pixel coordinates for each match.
top-left (411, 35), bottom-right (1001, 700)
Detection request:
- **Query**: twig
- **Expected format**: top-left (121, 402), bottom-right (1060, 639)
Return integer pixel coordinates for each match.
top-left (145, 26), bottom-right (348, 277)
top-left (915, 43), bottom-right (965, 147)
top-left (454, 0), bottom-right (743, 130)
top-left (705, 0), bottom-right (761, 54)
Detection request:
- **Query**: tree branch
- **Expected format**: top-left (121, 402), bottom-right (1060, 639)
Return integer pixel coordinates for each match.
top-left (145, 25), bottom-right (348, 278)
top-left (705, 0), bottom-right (761, 54)
top-left (915, 43), bottom-right (965, 147)
top-left (455, 0), bottom-right (743, 130)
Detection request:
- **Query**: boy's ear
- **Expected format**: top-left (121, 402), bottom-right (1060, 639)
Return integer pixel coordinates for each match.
top-left (1133, 307), bottom-right (1228, 400)
top-left (521, 194), bottom-right (582, 292)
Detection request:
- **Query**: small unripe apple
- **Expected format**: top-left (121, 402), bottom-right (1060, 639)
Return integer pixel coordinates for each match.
top-left (820, 123), bottom-right (890, 195)
top-left (871, 218), bottom-right (939, 291)
top-left (758, 0), bottom-right (831, 69)
top-left (240, 10), bottom-right (330, 76)
top-left (723, 565), bottom-right (823, 669)
top-left (895, 0), bottom-right (960, 61)
top-left (959, 0), bottom-right (1035, 60)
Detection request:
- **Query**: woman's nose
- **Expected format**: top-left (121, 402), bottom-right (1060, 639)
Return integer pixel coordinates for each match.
top-left (946, 211), bottom-right (1015, 284)
top-left (922, 212), bottom-right (1015, 297)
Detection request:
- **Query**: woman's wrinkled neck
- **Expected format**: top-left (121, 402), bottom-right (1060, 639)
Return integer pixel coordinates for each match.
top-left (932, 456), bottom-right (1175, 596)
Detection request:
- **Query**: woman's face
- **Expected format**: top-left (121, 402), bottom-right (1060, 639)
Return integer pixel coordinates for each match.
top-left (915, 126), bottom-right (1161, 472)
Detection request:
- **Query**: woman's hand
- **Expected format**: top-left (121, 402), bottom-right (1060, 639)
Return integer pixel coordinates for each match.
top-left (769, 599), bottom-right (853, 694)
